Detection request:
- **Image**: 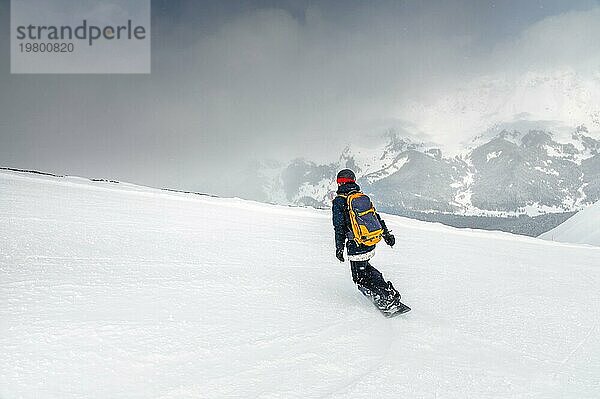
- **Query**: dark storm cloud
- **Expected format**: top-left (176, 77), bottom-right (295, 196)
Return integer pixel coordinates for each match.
top-left (1, 0), bottom-right (599, 197)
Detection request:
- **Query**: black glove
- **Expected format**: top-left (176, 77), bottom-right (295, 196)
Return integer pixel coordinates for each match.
top-left (383, 232), bottom-right (395, 247)
top-left (336, 248), bottom-right (345, 262)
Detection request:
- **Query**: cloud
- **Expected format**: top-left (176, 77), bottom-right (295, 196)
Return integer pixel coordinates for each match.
top-left (488, 7), bottom-right (600, 73)
top-left (397, 6), bottom-right (600, 153)
top-left (147, 4), bottom-right (480, 159)
top-left (1, 1), bottom-right (599, 197)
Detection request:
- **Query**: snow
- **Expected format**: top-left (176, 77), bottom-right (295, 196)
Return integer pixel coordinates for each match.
top-left (520, 202), bottom-right (566, 217)
top-left (451, 171), bottom-right (474, 210)
top-left (296, 178), bottom-right (335, 204)
top-left (545, 144), bottom-right (571, 160)
top-left (534, 166), bottom-right (560, 176)
top-left (364, 156), bottom-right (409, 183)
top-left (2, 169), bottom-right (600, 398)
top-left (486, 150), bottom-right (502, 162)
top-left (340, 143), bottom-right (397, 177)
top-left (540, 201), bottom-right (600, 246)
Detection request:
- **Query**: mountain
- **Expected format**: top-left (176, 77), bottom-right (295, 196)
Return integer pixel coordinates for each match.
top-left (539, 200), bottom-right (600, 246)
top-left (260, 125), bottom-right (600, 235)
top-left (2, 169), bottom-right (600, 398)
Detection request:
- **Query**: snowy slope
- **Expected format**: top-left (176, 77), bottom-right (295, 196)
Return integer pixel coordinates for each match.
top-left (2, 169), bottom-right (600, 398)
top-left (540, 201), bottom-right (600, 246)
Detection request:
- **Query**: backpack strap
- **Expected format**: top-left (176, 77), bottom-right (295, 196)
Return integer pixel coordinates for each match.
top-left (336, 188), bottom-right (359, 198)
top-left (337, 190), bottom-right (360, 201)
top-left (335, 193), bottom-right (353, 239)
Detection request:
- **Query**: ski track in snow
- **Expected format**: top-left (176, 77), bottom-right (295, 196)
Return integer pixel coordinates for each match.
top-left (1, 170), bottom-right (600, 398)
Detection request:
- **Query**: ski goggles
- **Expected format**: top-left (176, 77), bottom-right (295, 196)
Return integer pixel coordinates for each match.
top-left (336, 177), bottom-right (355, 184)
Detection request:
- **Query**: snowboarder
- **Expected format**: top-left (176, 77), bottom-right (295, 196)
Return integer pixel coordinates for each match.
top-left (332, 169), bottom-right (410, 316)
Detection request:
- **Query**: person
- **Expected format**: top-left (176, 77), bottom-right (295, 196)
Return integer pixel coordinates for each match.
top-left (332, 168), bottom-right (402, 311)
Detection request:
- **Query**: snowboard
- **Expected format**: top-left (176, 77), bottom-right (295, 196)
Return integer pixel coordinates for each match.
top-left (381, 300), bottom-right (411, 318)
top-left (358, 286), bottom-right (411, 318)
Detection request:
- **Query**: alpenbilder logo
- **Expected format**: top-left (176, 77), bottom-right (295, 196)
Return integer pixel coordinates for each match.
top-left (11, 0), bottom-right (150, 74)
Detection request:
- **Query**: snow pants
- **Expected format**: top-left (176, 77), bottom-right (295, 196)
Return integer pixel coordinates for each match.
top-left (350, 261), bottom-right (388, 294)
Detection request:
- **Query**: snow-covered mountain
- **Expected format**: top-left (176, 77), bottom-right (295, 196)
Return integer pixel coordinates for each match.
top-left (257, 70), bottom-right (600, 231)
top-left (260, 125), bottom-right (600, 226)
top-left (540, 200), bottom-right (600, 246)
top-left (2, 169), bottom-right (600, 398)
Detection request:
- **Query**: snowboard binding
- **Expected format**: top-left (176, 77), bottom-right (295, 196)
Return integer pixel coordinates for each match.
top-left (358, 283), bottom-right (411, 318)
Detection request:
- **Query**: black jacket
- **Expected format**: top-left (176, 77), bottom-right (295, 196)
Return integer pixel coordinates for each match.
top-left (332, 182), bottom-right (389, 256)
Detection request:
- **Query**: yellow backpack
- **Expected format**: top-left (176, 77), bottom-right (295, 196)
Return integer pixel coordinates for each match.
top-left (341, 192), bottom-right (383, 246)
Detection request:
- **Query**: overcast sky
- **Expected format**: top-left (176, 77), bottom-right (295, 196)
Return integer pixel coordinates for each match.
top-left (1, 0), bottom-right (599, 197)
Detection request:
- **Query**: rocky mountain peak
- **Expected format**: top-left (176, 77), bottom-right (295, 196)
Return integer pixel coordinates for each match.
top-left (255, 124), bottom-right (599, 235)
